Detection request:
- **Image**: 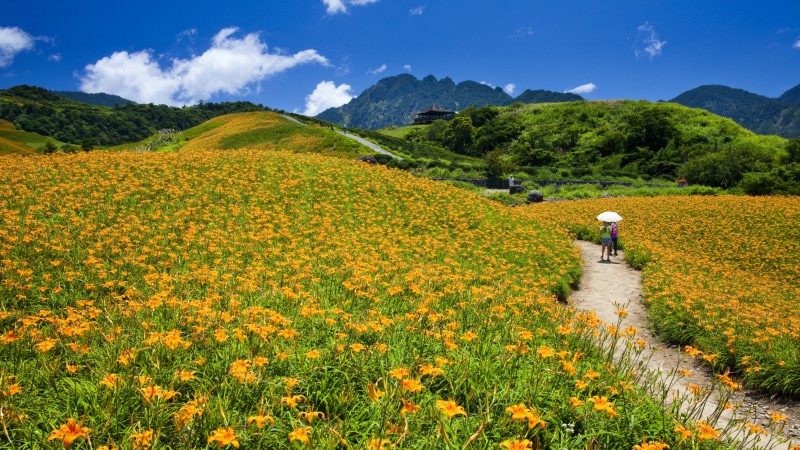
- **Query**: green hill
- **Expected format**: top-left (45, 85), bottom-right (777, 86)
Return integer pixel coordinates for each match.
top-left (671, 84), bottom-right (800, 138)
top-left (498, 100), bottom-right (783, 177)
top-left (0, 85), bottom-right (270, 146)
top-left (0, 118), bottom-right (70, 155)
top-left (397, 100), bottom-right (793, 189)
top-left (317, 74), bottom-right (581, 129)
top-left (53, 90), bottom-right (135, 107)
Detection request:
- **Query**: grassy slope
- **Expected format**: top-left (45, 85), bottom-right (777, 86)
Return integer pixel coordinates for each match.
top-left (112, 112), bottom-right (374, 157)
top-left (0, 119), bottom-right (65, 155)
top-left (506, 100), bottom-right (786, 164)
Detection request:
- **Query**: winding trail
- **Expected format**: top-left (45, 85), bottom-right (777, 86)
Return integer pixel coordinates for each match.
top-left (571, 240), bottom-right (800, 450)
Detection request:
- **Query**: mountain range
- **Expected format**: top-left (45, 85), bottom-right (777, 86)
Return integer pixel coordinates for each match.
top-left (316, 74), bottom-right (583, 130)
top-left (670, 84), bottom-right (800, 138)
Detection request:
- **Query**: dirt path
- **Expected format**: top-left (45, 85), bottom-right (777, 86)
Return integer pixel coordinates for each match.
top-left (571, 240), bottom-right (800, 450)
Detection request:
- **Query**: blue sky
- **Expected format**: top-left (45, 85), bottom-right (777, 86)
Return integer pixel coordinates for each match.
top-left (2, 0), bottom-right (799, 115)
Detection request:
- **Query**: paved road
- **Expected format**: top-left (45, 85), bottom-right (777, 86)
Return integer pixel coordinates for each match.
top-left (280, 114), bottom-right (306, 126)
top-left (336, 131), bottom-right (403, 160)
top-left (280, 114), bottom-right (402, 160)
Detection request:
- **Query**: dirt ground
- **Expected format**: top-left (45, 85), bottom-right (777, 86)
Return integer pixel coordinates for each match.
top-left (571, 240), bottom-right (800, 450)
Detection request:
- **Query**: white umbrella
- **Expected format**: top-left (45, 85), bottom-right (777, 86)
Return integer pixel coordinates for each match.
top-left (597, 211), bottom-right (623, 222)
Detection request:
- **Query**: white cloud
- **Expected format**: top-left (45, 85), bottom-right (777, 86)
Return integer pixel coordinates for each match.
top-left (80, 27), bottom-right (329, 106)
top-left (512, 27), bottom-right (534, 39)
top-left (0, 26), bottom-right (36, 67)
top-left (323, 0), bottom-right (347, 14)
top-left (503, 83), bottom-right (516, 95)
top-left (635, 22), bottom-right (667, 59)
top-left (565, 83), bottom-right (596, 94)
top-left (323, 0), bottom-right (379, 14)
top-left (410, 6), bottom-right (426, 15)
top-left (794, 39), bottom-right (800, 49)
top-left (48, 53), bottom-right (62, 62)
top-left (303, 80), bottom-right (353, 116)
top-left (480, 81), bottom-right (494, 87)
top-left (177, 28), bottom-right (198, 42)
top-left (403, 64), bottom-right (412, 71)
top-left (368, 63), bottom-right (387, 75)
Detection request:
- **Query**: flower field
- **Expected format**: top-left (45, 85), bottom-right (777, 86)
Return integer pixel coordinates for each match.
top-left (0, 114), bottom-right (739, 448)
top-left (520, 196), bottom-right (800, 396)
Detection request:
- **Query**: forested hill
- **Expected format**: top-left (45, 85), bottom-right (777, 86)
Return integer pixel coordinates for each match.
top-left (671, 84), bottom-right (800, 138)
top-left (0, 85), bottom-right (270, 146)
top-left (405, 100), bottom-right (791, 189)
top-left (54, 90), bottom-right (135, 107)
top-left (316, 74), bottom-right (582, 129)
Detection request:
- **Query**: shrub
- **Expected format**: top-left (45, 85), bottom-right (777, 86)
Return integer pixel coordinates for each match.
top-left (739, 171), bottom-right (779, 196)
top-left (372, 154), bottom-right (394, 165)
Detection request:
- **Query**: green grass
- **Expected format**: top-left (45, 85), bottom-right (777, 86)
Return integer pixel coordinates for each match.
top-left (0, 119), bottom-right (69, 154)
top-left (377, 125), bottom-right (427, 139)
top-left (355, 128), bottom-right (481, 165)
top-left (516, 182), bottom-right (727, 200)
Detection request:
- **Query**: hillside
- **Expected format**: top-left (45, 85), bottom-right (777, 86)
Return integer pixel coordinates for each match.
top-left (671, 83), bottom-right (800, 138)
top-left (317, 74), bottom-right (582, 129)
top-left (779, 84), bottom-right (800, 105)
top-left (112, 111), bottom-right (375, 158)
top-left (0, 118), bottom-right (67, 155)
top-left (398, 100), bottom-right (790, 188)
top-left (53, 90), bottom-right (135, 107)
top-left (0, 85), bottom-right (270, 146)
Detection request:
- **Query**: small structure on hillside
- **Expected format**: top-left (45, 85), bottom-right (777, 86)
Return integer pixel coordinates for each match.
top-left (412, 106), bottom-right (456, 125)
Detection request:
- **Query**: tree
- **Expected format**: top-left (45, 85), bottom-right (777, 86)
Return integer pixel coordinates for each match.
top-left (784, 138), bottom-right (800, 164)
top-left (41, 140), bottom-right (57, 154)
top-left (424, 119), bottom-right (448, 143)
top-left (80, 137), bottom-right (98, 152)
top-left (443, 116), bottom-right (475, 155)
top-left (60, 143), bottom-right (78, 153)
top-left (459, 105), bottom-right (498, 128)
top-left (483, 149), bottom-right (516, 179)
top-left (679, 142), bottom-right (773, 188)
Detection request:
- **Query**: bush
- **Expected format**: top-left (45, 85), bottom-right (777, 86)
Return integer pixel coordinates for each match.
top-left (739, 172), bottom-right (779, 196)
top-left (373, 154), bottom-right (394, 165)
top-left (570, 166), bottom-right (594, 178)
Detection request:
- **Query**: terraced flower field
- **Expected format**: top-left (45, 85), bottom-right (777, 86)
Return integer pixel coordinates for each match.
top-left (0, 114), bottom-right (738, 449)
top-left (519, 196), bottom-right (800, 396)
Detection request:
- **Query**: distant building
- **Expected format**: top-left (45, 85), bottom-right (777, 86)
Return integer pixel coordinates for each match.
top-left (412, 106), bottom-right (456, 125)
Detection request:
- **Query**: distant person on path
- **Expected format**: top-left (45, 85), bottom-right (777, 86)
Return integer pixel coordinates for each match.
top-left (599, 221), bottom-right (613, 261)
top-left (343, 125), bottom-right (347, 134)
top-left (611, 222), bottom-right (619, 256)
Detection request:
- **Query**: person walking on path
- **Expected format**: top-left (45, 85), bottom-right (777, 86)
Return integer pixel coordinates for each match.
top-left (611, 222), bottom-right (619, 256)
top-left (599, 222), bottom-right (613, 261)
